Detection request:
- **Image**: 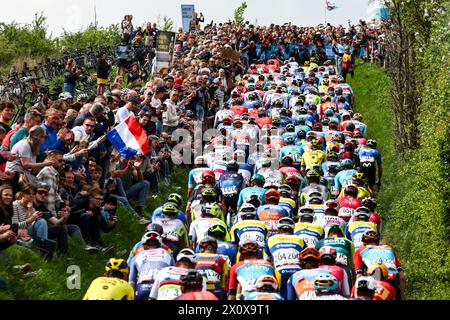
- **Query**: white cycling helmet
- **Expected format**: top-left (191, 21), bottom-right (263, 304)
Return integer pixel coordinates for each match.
top-left (59, 92), bottom-right (73, 101)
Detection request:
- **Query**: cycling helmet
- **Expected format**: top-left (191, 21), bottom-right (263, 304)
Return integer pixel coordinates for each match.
top-left (167, 193), bottom-right (183, 207)
top-left (355, 276), bottom-right (377, 291)
top-left (239, 203), bottom-right (257, 219)
top-left (180, 269), bottom-right (204, 288)
top-left (362, 197), bottom-right (377, 211)
top-left (77, 93), bottom-right (89, 101)
top-left (344, 184), bottom-right (359, 197)
top-left (194, 156), bottom-right (207, 165)
top-left (306, 169), bottom-right (321, 180)
top-left (284, 136), bottom-right (295, 145)
top-left (297, 129), bottom-right (307, 139)
top-left (255, 275), bottom-right (278, 291)
top-left (201, 203), bottom-right (222, 218)
top-left (146, 222), bottom-right (164, 235)
top-left (141, 231), bottom-right (161, 245)
top-left (226, 161), bottom-right (239, 172)
top-left (177, 248), bottom-right (197, 264)
top-left (367, 139), bottom-right (377, 148)
top-left (238, 239), bottom-right (259, 254)
top-left (207, 224), bottom-right (228, 238)
top-left (314, 274), bottom-right (338, 293)
top-left (340, 159), bottom-right (354, 169)
top-left (251, 174), bottom-right (265, 185)
top-left (233, 118), bottom-right (243, 128)
top-left (105, 258), bottom-right (129, 277)
top-left (367, 263), bottom-right (389, 281)
top-left (352, 172), bottom-right (367, 183)
top-left (199, 236), bottom-right (218, 251)
top-left (311, 138), bottom-right (322, 148)
top-left (264, 189), bottom-right (281, 201)
top-left (276, 217), bottom-right (295, 231)
top-left (201, 170), bottom-right (216, 183)
top-left (300, 247), bottom-right (320, 261)
top-left (362, 230), bottom-right (380, 244)
top-left (285, 175), bottom-right (300, 190)
top-left (279, 184), bottom-right (292, 196)
top-left (319, 246), bottom-right (337, 261)
top-left (298, 206), bottom-right (315, 217)
top-left (162, 203), bottom-right (179, 217)
top-left (59, 91), bottom-right (73, 101)
top-left (355, 206), bottom-right (371, 219)
top-left (272, 117), bottom-right (281, 126)
top-left (325, 199), bottom-right (339, 210)
top-left (222, 116), bottom-right (233, 125)
top-left (281, 155), bottom-right (294, 167)
top-left (353, 113), bottom-right (363, 121)
top-left (285, 124), bottom-right (295, 132)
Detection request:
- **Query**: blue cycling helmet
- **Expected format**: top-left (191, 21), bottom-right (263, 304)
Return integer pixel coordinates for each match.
top-left (314, 274), bottom-right (338, 293)
top-left (340, 159), bottom-right (354, 169)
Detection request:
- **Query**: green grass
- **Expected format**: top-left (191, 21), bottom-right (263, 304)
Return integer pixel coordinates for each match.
top-left (0, 167), bottom-right (189, 300)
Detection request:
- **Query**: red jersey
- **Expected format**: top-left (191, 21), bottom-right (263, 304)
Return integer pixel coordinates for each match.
top-left (319, 102), bottom-right (339, 118)
top-left (350, 280), bottom-right (396, 300)
top-left (230, 105), bottom-right (249, 116)
top-left (256, 117), bottom-right (272, 129)
top-left (279, 167), bottom-right (302, 180)
top-left (318, 265), bottom-right (350, 296)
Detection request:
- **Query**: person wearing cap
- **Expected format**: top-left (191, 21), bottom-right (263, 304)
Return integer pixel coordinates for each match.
top-left (294, 206), bottom-right (324, 248)
top-left (228, 239), bottom-right (280, 300)
top-left (149, 248), bottom-right (205, 300)
top-left (115, 95), bottom-right (140, 124)
top-left (195, 236), bottom-right (229, 300)
top-left (263, 217), bottom-right (305, 299)
top-left (128, 231), bottom-right (175, 300)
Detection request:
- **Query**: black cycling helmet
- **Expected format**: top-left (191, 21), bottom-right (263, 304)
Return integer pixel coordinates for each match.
top-left (199, 236), bottom-right (218, 251)
top-left (226, 161), bottom-right (239, 172)
top-left (277, 217), bottom-right (295, 231)
top-left (180, 269), bottom-right (204, 290)
top-left (146, 222), bottom-right (164, 235)
top-left (207, 224), bottom-right (227, 238)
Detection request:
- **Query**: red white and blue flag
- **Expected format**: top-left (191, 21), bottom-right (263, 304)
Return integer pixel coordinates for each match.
top-left (326, 0), bottom-right (338, 11)
top-left (107, 114), bottom-right (149, 159)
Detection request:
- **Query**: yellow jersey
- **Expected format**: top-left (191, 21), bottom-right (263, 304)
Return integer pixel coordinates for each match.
top-left (301, 150), bottom-right (327, 169)
top-left (83, 277), bottom-right (135, 300)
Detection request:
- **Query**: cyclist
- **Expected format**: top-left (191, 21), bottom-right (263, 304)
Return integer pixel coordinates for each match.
top-left (174, 270), bottom-right (219, 300)
top-left (264, 217), bottom-right (304, 299)
top-left (346, 172), bottom-right (372, 200)
top-left (218, 161), bottom-right (244, 222)
top-left (151, 193), bottom-right (187, 226)
top-left (228, 239), bottom-right (280, 300)
top-left (257, 189), bottom-right (289, 236)
top-left (358, 139), bottom-right (382, 196)
top-left (190, 188), bottom-right (225, 223)
top-left (278, 184), bottom-right (297, 218)
top-left (195, 236), bottom-right (229, 300)
top-left (237, 174), bottom-right (267, 209)
top-left (129, 231), bottom-right (175, 300)
top-left (189, 203), bottom-right (230, 248)
top-left (149, 248), bottom-right (202, 300)
top-left (187, 156), bottom-right (212, 200)
top-left (314, 205), bottom-right (347, 236)
top-left (279, 136), bottom-right (304, 170)
top-left (233, 149), bottom-right (252, 187)
top-left (299, 170), bottom-right (330, 206)
top-left (366, 263), bottom-right (397, 300)
top-left (345, 207), bottom-right (379, 249)
top-left (354, 230), bottom-right (406, 299)
top-left (317, 246), bottom-right (350, 297)
top-left (83, 258), bottom-right (134, 300)
top-left (333, 159), bottom-right (357, 198)
top-left (294, 206), bottom-right (324, 247)
top-left (286, 247), bottom-right (331, 300)
top-left (279, 155), bottom-right (302, 182)
top-left (336, 184), bottom-right (362, 221)
top-left (207, 224), bottom-right (238, 267)
top-left (231, 203), bottom-right (269, 250)
top-left (243, 275), bottom-right (284, 300)
top-left (300, 138), bottom-right (326, 173)
top-left (152, 203), bottom-right (189, 257)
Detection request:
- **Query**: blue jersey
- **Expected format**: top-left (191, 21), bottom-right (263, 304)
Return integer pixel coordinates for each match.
top-left (188, 167), bottom-right (211, 189)
top-left (293, 114), bottom-right (314, 126)
top-left (358, 148), bottom-right (382, 165)
top-left (129, 248), bottom-right (175, 286)
top-left (237, 187), bottom-right (267, 209)
top-left (243, 291), bottom-right (284, 300)
top-left (279, 145), bottom-right (304, 163)
top-left (151, 207), bottom-right (187, 226)
top-left (281, 132), bottom-right (297, 142)
top-left (238, 163), bottom-right (253, 187)
top-left (218, 172), bottom-right (244, 198)
top-left (334, 169), bottom-right (358, 191)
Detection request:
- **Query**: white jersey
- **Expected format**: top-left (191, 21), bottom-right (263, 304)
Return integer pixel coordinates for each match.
top-left (129, 248), bottom-right (175, 285)
top-left (189, 217), bottom-right (225, 246)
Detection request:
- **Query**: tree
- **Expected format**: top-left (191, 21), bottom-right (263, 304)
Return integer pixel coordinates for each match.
top-left (157, 15), bottom-right (174, 32)
top-left (233, 1), bottom-right (248, 27)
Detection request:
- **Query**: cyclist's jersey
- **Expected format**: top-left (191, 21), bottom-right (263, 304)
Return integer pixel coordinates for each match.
top-left (318, 265), bottom-right (350, 296)
top-left (281, 132), bottom-right (297, 143)
top-left (187, 167), bottom-right (212, 189)
top-left (230, 105), bottom-right (249, 116)
top-left (336, 197), bottom-right (362, 219)
top-left (294, 222), bottom-right (324, 248)
top-left (191, 203), bottom-right (225, 223)
top-left (352, 120), bottom-right (367, 136)
top-left (358, 147), bottom-right (381, 165)
top-left (257, 168), bottom-right (283, 188)
top-left (151, 208), bottom-right (187, 226)
top-left (263, 234), bottom-right (305, 270)
top-left (322, 161), bottom-right (341, 176)
top-left (149, 266), bottom-right (206, 300)
top-left (314, 215), bottom-right (347, 236)
top-left (257, 204), bottom-right (289, 236)
top-left (279, 166), bottom-right (302, 182)
top-left (127, 242), bottom-right (172, 266)
top-left (299, 184), bottom-right (330, 206)
top-left (242, 124), bottom-right (260, 141)
top-left (286, 268), bottom-right (332, 300)
top-left (218, 241), bottom-right (238, 267)
top-left (349, 212), bottom-right (382, 233)
top-left (230, 220), bottom-right (269, 248)
top-left (243, 291), bottom-right (284, 300)
top-left (153, 217), bottom-right (189, 248)
top-left (279, 145), bottom-right (304, 163)
top-left (301, 149), bottom-right (327, 169)
top-left (279, 197), bottom-right (296, 218)
top-left (334, 169), bottom-right (358, 191)
top-left (229, 259), bottom-right (280, 299)
top-left (219, 172), bottom-right (244, 199)
top-left (238, 163), bottom-right (253, 187)
top-left (129, 248), bottom-right (175, 286)
top-left (354, 244), bottom-right (403, 278)
top-left (237, 186), bottom-right (267, 209)
top-left (211, 160), bottom-right (229, 181)
top-left (338, 186), bottom-right (371, 200)
top-left (214, 109), bottom-right (235, 126)
top-left (83, 277), bottom-right (134, 300)
top-left (231, 129), bottom-right (251, 146)
top-left (189, 185), bottom-right (223, 207)
top-left (189, 217), bottom-right (230, 246)
top-left (316, 236), bottom-right (354, 269)
top-left (345, 221), bottom-right (378, 249)
top-left (196, 253), bottom-right (229, 298)
top-left (373, 281), bottom-right (397, 300)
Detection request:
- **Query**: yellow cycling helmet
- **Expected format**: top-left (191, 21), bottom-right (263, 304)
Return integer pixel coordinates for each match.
top-left (105, 258), bottom-right (129, 277)
top-left (367, 262), bottom-right (389, 280)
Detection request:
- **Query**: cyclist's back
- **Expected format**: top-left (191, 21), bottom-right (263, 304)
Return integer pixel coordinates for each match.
top-left (83, 277), bottom-right (134, 300)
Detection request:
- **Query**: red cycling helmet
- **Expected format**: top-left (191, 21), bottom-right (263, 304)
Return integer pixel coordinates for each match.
top-left (201, 170), bottom-right (216, 183)
top-left (300, 247), bottom-right (321, 261)
top-left (264, 189), bottom-right (281, 201)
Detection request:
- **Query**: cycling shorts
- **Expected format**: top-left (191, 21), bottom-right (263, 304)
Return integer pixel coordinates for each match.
top-left (135, 282), bottom-right (154, 300)
top-left (360, 162), bottom-right (376, 186)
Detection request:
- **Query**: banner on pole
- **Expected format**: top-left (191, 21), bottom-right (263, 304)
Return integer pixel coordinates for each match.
top-left (155, 31), bottom-right (176, 73)
top-left (181, 4), bottom-right (195, 32)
